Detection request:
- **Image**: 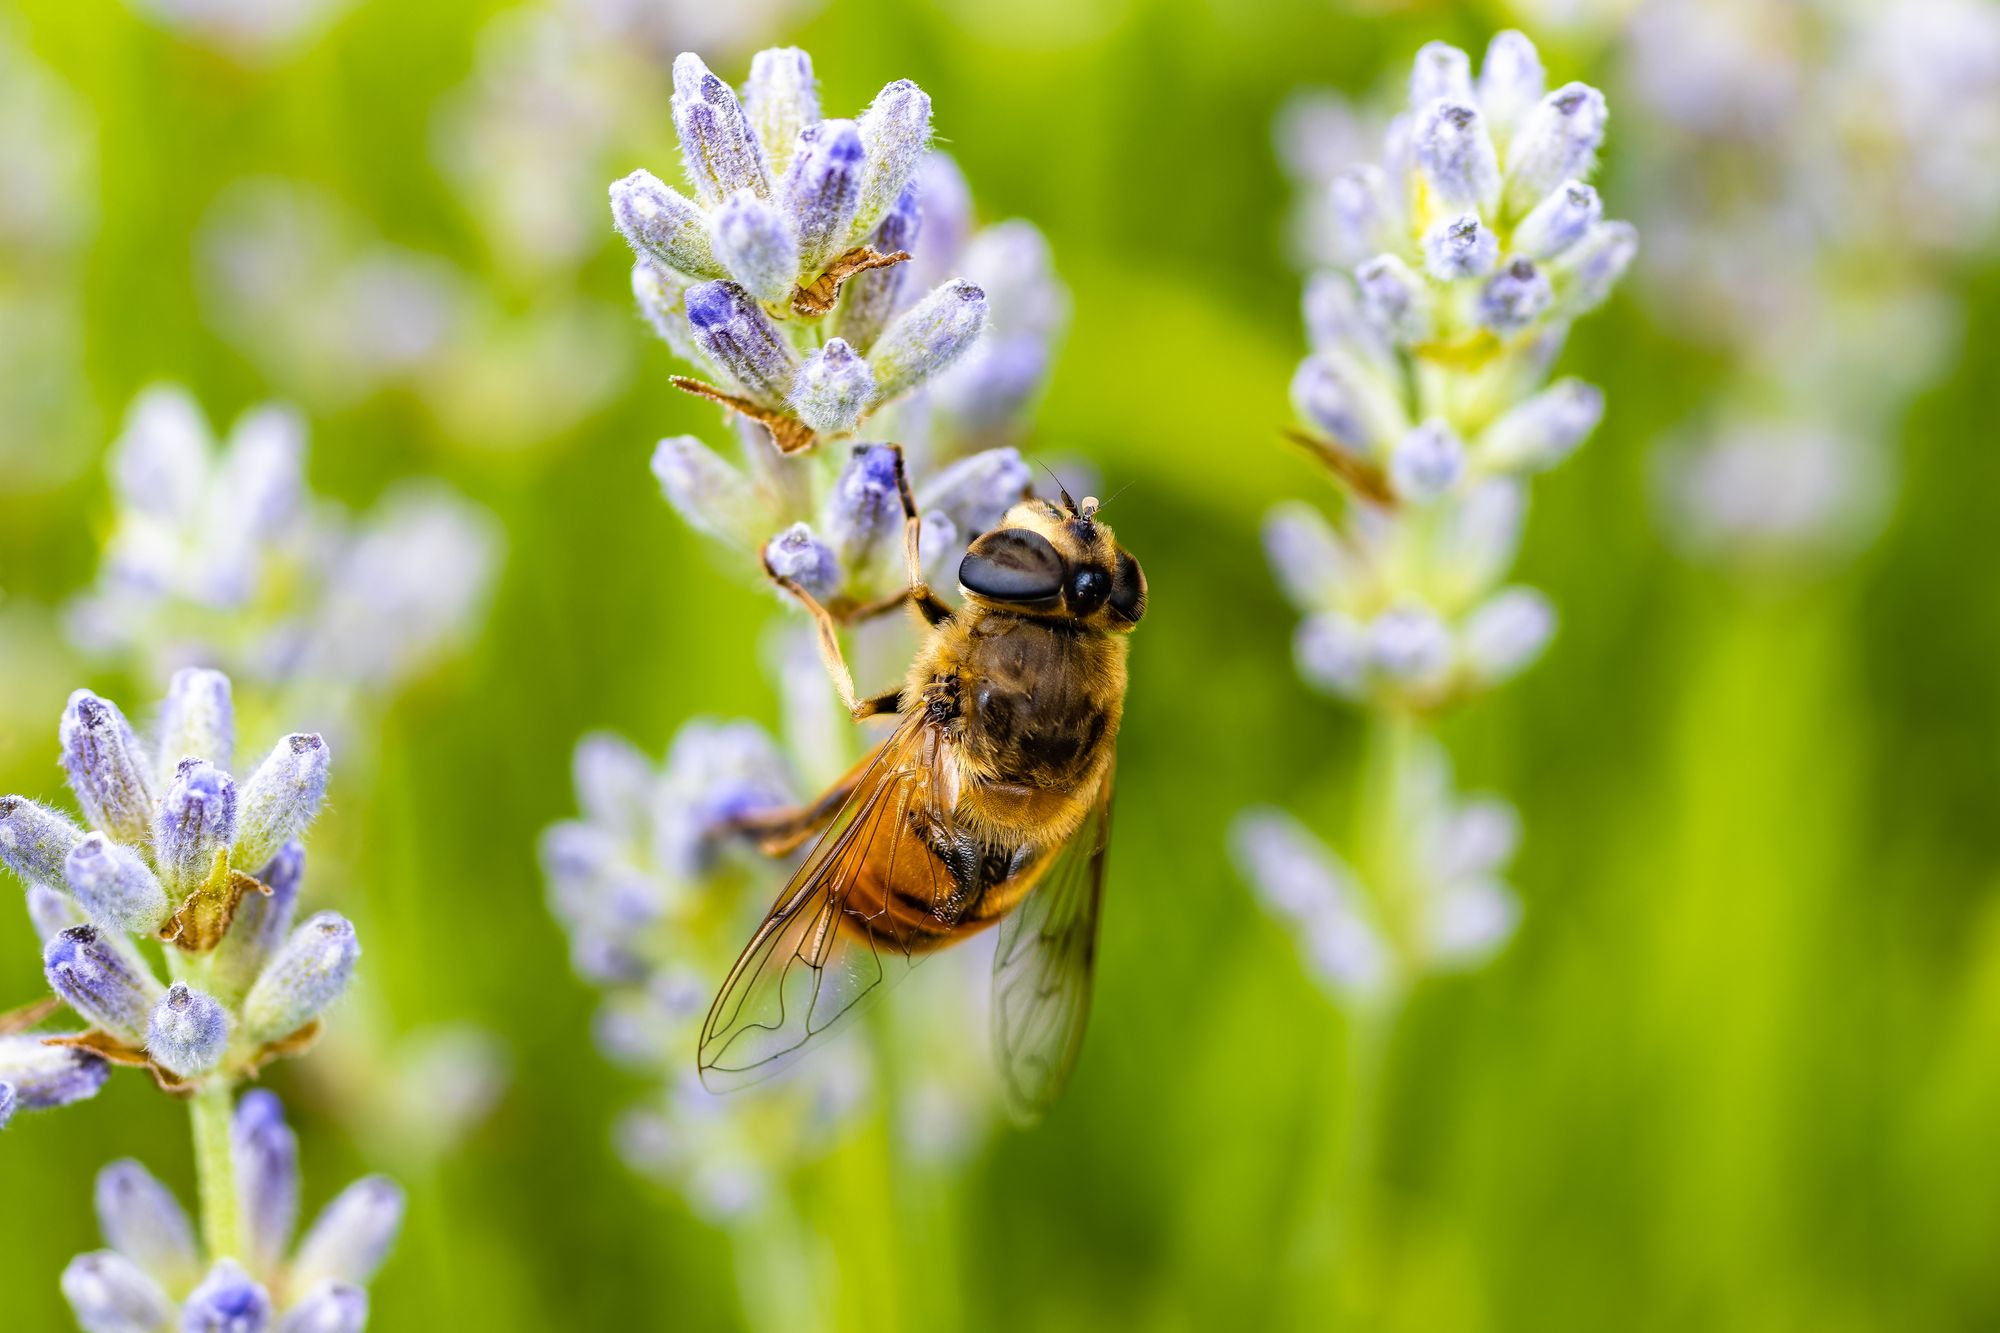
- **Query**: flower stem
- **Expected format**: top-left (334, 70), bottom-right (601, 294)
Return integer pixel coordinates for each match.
top-left (190, 1078), bottom-right (242, 1262)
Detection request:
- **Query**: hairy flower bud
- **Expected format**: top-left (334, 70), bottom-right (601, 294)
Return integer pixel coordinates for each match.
top-left (156, 668), bottom-right (235, 782)
top-left (234, 734), bottom-right (329, 874)
top-left (0, 795), bottom-right (86, 891)
top-left (1414, 101), bottom-right (1500, 214)
top-left (1368, 606), bottom-right (1454, 686)
top-left (1356, 254), bottom-right (1432, 344)
top-left (631, 261), bottom-right (702, 364)
top-left (790, 338), bottom-right (876, 435)
top-left (868, 279), bottom-right (987, 403)
top-left (156, 759), bottom-right (237, 899)
top-left (27, 883), bottom-right (85, 942)
top-left (0, 1034), bottom-right (109, 1109)
top-left (1390, 421), bottom-right (1467, 502)
top-left (279, 1283), bottom-right (369, 1333)
top-left (60, 690), bottom-right (156, 846)
top-left (0, 1081), bottom-right (11, 1130)
top-left (783, 118), bottom-right (865, 277)
top-left (291, 1177), bottom-right (406, 1291)
top-left (744, 47), bottom-right (819, 177)
top-left (95, 1160), bottom-right (199, 1291)
top-left (683, 280), bottom-right (800, 405)
top-left (1553, 220), bottom-right (1637, 315)
top-left (763, 524), bottom-right (841, 601)
top-left (65, 834), bottom-right (169, 935)
top-left (1421, 214), bottom-right (1498, 280)
top-left (60, 1252), bottom-right (176, 1333)
top-left (1478, 258), bottom-right (1553, 333)
top-left (1480, 378), bottom-right (1604, 471)
top-left (650, 435), bottom-right (764, 549)
top-left (671, 53), bottom-right (772, 207)
top-left (46, 925), bottom-right (163, 1044)
top-left (835, 179), bottom-right (921, 352)
top-left (1464, 588), bottom-right (1556, 684)
top-left (824, 444), bottom-right (903, 568)
top-left (1513, 181), bottom-right (1600, 260)
top-left (147, 982), bottom-right (230, 1079)
top-left (242, 912), bottom-right (359, 1044)
top-left (1504, 83), bottom-right (1607, 218)
top-left (610, 170), bottom-right (721, 279)
top-left (1328, 166), bottom-right (1395, 267)
top-left (1477, 31), bottom-right (1545, 141)
top-left (182, 1260), bottom-right (273, 1333)
top-left (711, 190), bottom-right (800, 304)
top-left (854, 79), bottom-right (931, 239)
top-left (1295, 612), bottom-right (1369, 699)
top-left (234, 1089), bottom-right (301, 1278)
top-left (917, 447), bottom-right (1031, 538)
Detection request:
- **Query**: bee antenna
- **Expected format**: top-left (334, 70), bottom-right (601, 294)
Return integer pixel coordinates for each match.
top-left (1033, 458), bottom-right (1077, 514)
top-left (1096, 480), bottom-right (1136, 512)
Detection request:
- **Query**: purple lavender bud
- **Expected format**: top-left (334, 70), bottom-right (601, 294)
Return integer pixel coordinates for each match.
top-left (1477, 31), bottom-right (1545, 139)
top-left (0, 1082), bottom-right (11, 1129)
top-left (784, 119), bottom-right (865, 277)
top-left (96, 1160), bottom-right (199, 1290)
top-left (573, 733), bottom-right (654, 831)
top-left (111, 386), bottom-right (207, 523)
top-left (790, 338), bottom-right (876, 435)
top-left (649, 435), bottom-right (763, 547)
top-left (1504, 83), bottom-right (1607, 218)
top-left (1390, 421), bottom-right (1467, 502)
top-left (824, 444), bottom-right (903, 568)
top-left (630, 260), bottom-right (702, 364)
top-left (60, 691), bottom-right (156, 846)
top-left (0, 794), bottom-right (87, 891)
top-left (157, 760), bottom-right (237, 899)
top-left (46, 925), bottom-right (163, 1043)
top-left (0, 1033), bottom-right (110, 1109)
top-left (671, 52), bottom-right (772, 207)
top-left (1512, 181), bottom-right (1601, 260)
top-left (1327, 166), bottom-right (1394, 267)
top-left (683, 280), bottom-right (800, 406)
top-left (1464, 588), bottom-right (1556, 683)
top-left (242, 912), bottom-right (359, 1043)
top-left (835, 178), bottom-right (921, 352)
top-left (65, 834), bottom-right (170, 935)
top-left (233, 1089), bottom-right (299, 1277)
top-left (1291, 355), bottom-right (1391, 457)
top-left (711, 190), bottom-right (800, 304)
top-left (276, 1283), bottom-right (368, 1333)
top-left (182, 1259), bottom-right (272, 1332)
top-left (1477, 259), bottom-right (1553, 333)
top-left (934, 334), bottom-right (1050, 431)
top-left (763, 523), bottom-right (841, 600)
top-left (211, 842), bottom-right (304, 1001)
top-left (291, 1177), bottom-right (406, 1290)
top-left (1421, 214), bottom-right (1499, 280)
top-left (1262, 501), bottom-right (1350, 608)
top-left (1414, 101), bottom-right (1500, 212)
top-left (867, 279), bottom-right (987, 403)
top-left (1368, 606), bottom-right (1454, 685)
top-left (1303, 271), bottom-right (1387, 365)
top-left (1480, 378), bottom-right (1604, 471)
top-left (61, 1252), bottom-right (177, 1332)
top-left (1356, 254), bottom-right (1431, 344)
top-left (216, 406), bottom-right (304, 540)
top-left (854, 79), bottom-right (932, 240)
top-left (917, 447), bottom-right (1031, 538)
top-left (1554, 220), bottom-right (1637, 314)
top-left (744, 47), bottom-right (819, 178)
top-left (1410, 41), bottom-right (1475, 109)
top-left (27, 882), bottom-right (84, 941)
top-left (233, 734), bottom-right (329, 874)
top-left (157, 668), bottom-right (236, 783)
top-left (610, 170), bottom-right (721, 279)
top-left (1295, 613), bottom-right (1369, 699)
top-left (146, 982), bottom-right (230, 1078)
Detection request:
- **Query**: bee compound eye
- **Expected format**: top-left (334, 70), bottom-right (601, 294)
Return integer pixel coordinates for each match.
top-left (1109, 551), bottom-right (1146, 624)
top-left (958, 529), bottom-right (1064, 604)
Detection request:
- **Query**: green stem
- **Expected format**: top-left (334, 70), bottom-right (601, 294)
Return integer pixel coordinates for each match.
top-left (189, 1078), bottom-right (242, 1262)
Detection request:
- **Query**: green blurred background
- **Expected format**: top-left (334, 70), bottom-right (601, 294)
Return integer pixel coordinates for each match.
top-left (4, 0), bottom-right (2000, 1328)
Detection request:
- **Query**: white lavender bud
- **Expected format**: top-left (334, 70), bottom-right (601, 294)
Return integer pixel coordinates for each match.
top-left (1463, 588), bottom-right (1556, 684)
top-left (1503, 83), bottom-right (1607, 218)
top-left (156, 759), bottom-right (237, 899)
top-left (233, 1090), bottom-right (299, 1278)
top-left (650, 436), bottom-right (763, 548)
top-left (0, 795), bottom-right (87, 891)
top-left (1553, 220), bottom-right (1637, 315)
top-left (1478, 258), bottom-right (1553, 334)
top-left (790, 338), bottom-right (876, 435)
top-left (234, 734), bottom-right (329, 875)
top-left (277, 1283), bottom-right (368, 1333)
top-left (0, 1034), bottom-right (109, 1110)
top-left (1480, 378), bottom-right (1604, 471)
top-left (60, 690), bottom-right (156, 846)
top-left (1304, 271), bottom-right (1387, 365)
top-left (61, 1252), bottom-right (177, 1333)
top-left (1368, 606), bottom-right (1454, 686)
top-left (182, 1260), bottom-right (272, 1332)
top-left (1293, 355), bottom-right (1384, 457)
top-left (1421, 214), bottom-right (1498, 280)
top-left (609, 170), bottom-right (721, 279)
top-left (64, 834), bottom-right (168, 935)
top-left (145, 982), bottom-right (229, 1079)
top-left (290, 1177), bottom-right (405, 1291)
top-left (45, 925), bottom-right (163, 1045)
top-left (1390, 421), bottom-right (1467, 501)
top-left (156, 668), bottom-right (235, 783)
top-left (1476, 31), bottom-right (1545, 141)
top-left (95, 1159), bottom-right (199, 1291)
top-left (1414, 101), bottom-right (1500, 214)
top-left (1262, 502), bottom-right (1351, 608)
top-left (1327, 166), bottom-right (1395, 267)
top-left (743, 47), bottom-right (820, 178)
top-left (783, 118), bottom-right (865, 278)
top-left (242, 911), bottom-right (359, 1043)
top-left (1411, 42), bottom-right (1475, 108)
top-left (1295, 613), bottom-right (1369, 699)
top-left (763, 524), bottom-right (840, 601)
top-left (1356, 254), bottom-right (1432, 344)
top-left (671, 52), bottom-right (772, 207)
top-left (710, 190), bottom-right (800, 304)
top-left (631, 261), bottom-right (702, 364)
top-left (683, 280), bottom-right (801, 405)
top-left (1512, 181), bottom-right (1600, 261)
top-left (867, 279), bottom-right (987, 403)
top-left (854, 79), bottom-right (932, 240)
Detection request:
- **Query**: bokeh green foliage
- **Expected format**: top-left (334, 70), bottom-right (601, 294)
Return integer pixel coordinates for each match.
top-left (3, 0), bottom-right (1999, 1328)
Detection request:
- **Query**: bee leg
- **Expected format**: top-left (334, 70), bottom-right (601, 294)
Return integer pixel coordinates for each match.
top-left (765, 558), bottom-right (906, 722)
top-left (732, 772), bottom-right (860, 856)
top-left (888, 444), bottom-right (956, 628)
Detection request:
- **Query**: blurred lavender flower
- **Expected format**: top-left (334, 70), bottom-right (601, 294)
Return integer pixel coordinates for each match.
top-left (63, 1094), bottom-right (400, 1327)
top-left (120, 0), bottom-right (355, 64)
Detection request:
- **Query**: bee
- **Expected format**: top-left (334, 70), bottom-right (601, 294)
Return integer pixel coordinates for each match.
top-left (700, 446), bottom-right (1146, 1120)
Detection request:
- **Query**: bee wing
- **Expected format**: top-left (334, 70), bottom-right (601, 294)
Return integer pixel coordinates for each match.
top-left (989, 760), bottom-right (1115, 1123)
top-left (699, 713), bottom-right (963, 1091)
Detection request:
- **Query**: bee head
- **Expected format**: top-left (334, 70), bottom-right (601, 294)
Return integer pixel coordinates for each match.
top-left (956, 496), bottom-right (1146, 631)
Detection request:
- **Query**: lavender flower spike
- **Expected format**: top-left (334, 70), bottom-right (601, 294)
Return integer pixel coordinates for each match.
top-left (854, 79), bottom-right (932, 239)
top-left (610, 170), bottom-right (722, 280)
top-left (672, 52), bottom-right (773, 207)
top-left (182, 1259), bottom-right (273, 1332)
top-left (146, 982), bottom-right (230, 1079)
top-left (0, 1034), bottom-right (110, 1110)
top-left (234, 734), bottom-right (329, 873)
top-left (156, 667), bottom-right (235, 781)
top-left (710, 190), bottom-right (800, 304)
top-left (65, 833), bottom-right (170, 935)
top-left (233, 1089), bottom-right (301, 1279)
top-left (46, 925), bottom-right (164, 1044)
top-left (95, 1160), bottom-right (199, 1292)
top-left (683, 280), bottom-right (800, 406)
top-left (156, 759), bottom-right (237, 900)
top-left (60, 1252), bottom-right (177, 1333)
top-left (784, 118), bottom-right (864, 277)
top-left (790, 339), bottom-right (876, 435)
top-left (242, 911), bottom-right (360, 1044)
top-left (868, 279), bottom-right (988, 404)
top-left (290, 1177), bottom-right (406, 1291)
top-left (60, 690), bottom-right (156, 846)
top-left (744, 47), bottom-right (820, 178)
top-left (278, 1283), bottom-right (369, 1333)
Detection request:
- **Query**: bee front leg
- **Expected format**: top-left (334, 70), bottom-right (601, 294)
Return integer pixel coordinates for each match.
top-left (766, 559), bottom-right (906, 722)
top-left (887, 444), bottom-right (956, 628)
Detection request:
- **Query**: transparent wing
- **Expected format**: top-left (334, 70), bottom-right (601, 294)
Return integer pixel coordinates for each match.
top-left (699, 713), bottom-right (964, 1091)
top-left (990, 762), bottom-right (1114, 1123)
